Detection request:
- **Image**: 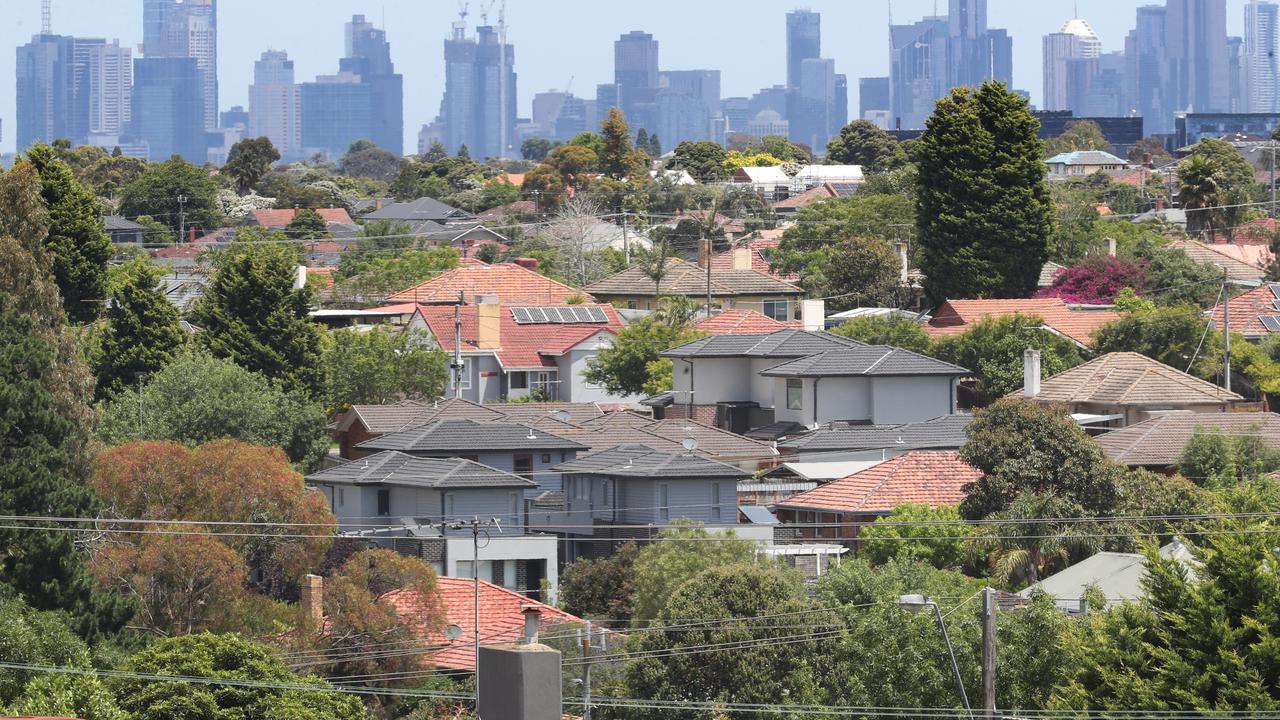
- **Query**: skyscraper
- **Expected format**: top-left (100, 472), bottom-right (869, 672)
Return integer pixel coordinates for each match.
top-left (132, 56), bottom-right (205, 160)
top-left (249, 50), bottom-right (300, 157)
top-left (301, 15), bottom-right (403, 158)
top-left (657, 70), bottom-right (721, 144)
top-left (612, 31), bottom-right (659, 129)
top-left (87, 40), bottom-right (132, 138)
top-left (339, 14), bottom-right (403, 155)
top-left (16, 33), bottom-right (79, 150)
top-left (1245, 1), bottom-right (1279, 112)
top-left (947, 0), bottom-right (1013, 90)
top-left (859, 77), bottom-right (891, 119)
top-left (1043, 18), bottom-right (1102, 112)
top-left (889, 15), bottom-right (949, 130)
top-left (796, 58), bottom-right (836, 150)
top-left (1126, 5), bottom-right (1169, 131)
top-left (1166, 0), bottom-right (1229, 115)
top-left (441, 21), bottom-right (516, 158)
top-left (786, 10), bottom-right (821, 90)
top-left (142, 0), bottom-right (217, 131)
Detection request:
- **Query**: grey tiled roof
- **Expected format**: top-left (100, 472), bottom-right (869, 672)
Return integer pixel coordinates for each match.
top-left (662, 330), bottom-right (865, 359)
top-left (357, 418), bottom-right (587, 453)
top-left (1095, 411), bottom-right (1280, 467)
top-left (1018, 352), bottom-right (1243, 406)
top-left (760, 346), bottom-right (969, 377)
top-left (306, 451), bottom-right (536, 488)
top-left (339, 398), bottom-right (506, 434)
top-left (363, 196), bottom-right (475, 223)
top-left (781, 415), bottom-right (974, 452)
top-left (551, 445), bottom-right (749, 478)
top-left (584, 257), bottom-right (804, 297)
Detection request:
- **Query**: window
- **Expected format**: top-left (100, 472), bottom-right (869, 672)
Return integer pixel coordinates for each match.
top-left (514, 454), bottom-right (533, 479)
top-left (509, 492), bottom-right (520, 524)
top-left (711, 483), bottom-right (721, 521)
top-left (445, 493), bottom-right (456, 517)
top-left (762, 300), bottom-right (789, 321)
top-left (510, 371), bottom-right (528, 390)
top-left (583, 355), bottom-right (601, 388)
top-left (337, 488), bottom-right (345, 508)
top-left (456, 560), bottom-right (494, 582)
top-left (541, 453), bottom-right (552, 463)
top-left (376, 489), bottom-right (390, 517)
top-left (786, 379), bottom-right (803, 410)
top-left (659, 484), bottom-right (670, 522)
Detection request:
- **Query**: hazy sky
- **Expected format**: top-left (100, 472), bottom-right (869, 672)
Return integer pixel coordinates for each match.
top-left (0, 0), bottom-right (1252, 154)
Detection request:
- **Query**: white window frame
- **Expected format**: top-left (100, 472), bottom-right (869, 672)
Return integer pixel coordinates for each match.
top-left (711, 482), bottom-right (722, 521)
top-left (582, 355), bottom-right (601, 389)
top-left (659, 483), bottom-right (670, 522)
top-left (786, 378), bottom-right (803, 410)
top-left (762, 300), bottom-right (790, 321)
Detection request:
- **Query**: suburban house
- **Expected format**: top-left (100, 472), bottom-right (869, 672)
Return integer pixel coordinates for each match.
top-left (362, 196), bottom-right (477, 230)
top-left (1018, 541), bottom-right (1194, 613)
top-left (304, 451), bottom-right (559, 598)
top-left (1094, 411), bottom-right (1280, 469)
top-left (660, 330), bottom-right (968, 432)
top-left (695, 309), bottom-right (799, 335)
top-left (925, 298), bottom-right (1119, 348)
top-left (156, 268), bottom-right (209, 312)
top-left (105, 215), bottom-right (148, 244)
top-left (1045, 150), bottom-right (1128, 177)
top-left (779, 414), bottom-right (974, 458)
top-left (732, 165), bottom-right (792, 198)
top-left (585, 257), bottom-right (804, 317)
top-left (334, 398), bottom-right (508, 459)
top-left (1018, 350), bottom-right (1245, 430)
top-left (550, 445), bottom-right (756, 559)
top-left (707, 237), bottom-right (800, 282)
top-left (549, 415), bottom-right (779, 472)
top-left (355, 418), bottom-right (587, 497)
top-left (772, 184), bottom-right (838, 216)
top-left (1210, 283), bottom-right (1280, 340)
top-left (406, 298), bottom-right (629, 403)
top-left (387, 262), bottom-right (588, 305)
top-left (244, 208), bottom-right (360, 237)
top-left (772, 451), bottom-right (982, 543)
top-left (792, 164), bottom-right (865, 189)
top-left (382, 577), bottom-right (587, 671)
top-left (1168, 239), bottom-right (1268, 282)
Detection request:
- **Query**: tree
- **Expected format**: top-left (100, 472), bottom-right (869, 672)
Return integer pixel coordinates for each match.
top-left (223, 137), bottom-right (280, 194)
top-left (520, 137), bottom-right (560, 162)
top-left (24, 144), bottom-right (113, 323)
top-left (634, 239), bottom-right (673, 296)
top-left (1128, 135), bottom-right (1173, 164)
top-left (618, 564), bottom-right (832, 719)
top-left (1178, 426), bottom-right (1280, 487)
top-left (799, 236), bottom-right (902, 312)
top-left (1043, 120), bottom-right (1114, 156)
top-left (1178, 154), bottom-right (1227, 238)
top-left (1035, 254), bottom-right (1147, 305)
top-left (1132, 237), bottom-right (1225, 308)
top-left (119, 155), bottom-right (223, 235)
top-left (599, 108), bottom-right (648, 180)
top-left (93, 257), bottom-right (186, 399)
top-left (331, 247), bottom-right (459, 302)
top-left (824, 119), bottom-right (907, 172)
top-left (582, 307), bottom-right (704, 397)
top-left (188, 239), bottom-right (324, 395)
top-left (1185, 138), bottom-right (1259, 238)
top-left (1112, 468), bottom-right (1219, 545)
top-left (0, 164), bottom-right (130, 640)
top-left (916, 82), bottom-right (1055, 301)
top-left (521, 163), bottom-right (567, 211)
top-left (830, 313), bottom-right (932, 354)
top-left (284, 208), bottom-right (331, 239)
top-left (1092, 304), bottom-right (1223, 380)
top-left (559, 541), bottom-right (639, 629)
top-left (930, 313), bottom-right (1083, 403)
top-left (546, 143), bottom-right (600, 179)
top-left (671, 140), bottom-right (728, 183)
top-left (861, 503), bottom-right (971, 569)
top-left (96, 353), bottom-right (330, 470)
top-left (969, 492), bottom-right (1103, 587)
top-left (629, 524), bottom-right (758, 624)
top-left (340, 140), bottom-right (402, 181)
top-left (319, 327), bottom-right (448, 414)
top-left (117, 633), bottom-right (368, 720)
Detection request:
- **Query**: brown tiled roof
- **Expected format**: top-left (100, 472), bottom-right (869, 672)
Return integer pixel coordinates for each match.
top-left (1209, 283), bottom-right (1280, 339)
top-left (337, 398), bottom-right (506, 434)
top-left (585, 258), bottom-right (803, 297)
top-left (771, 184), bottom-right (837, 210)
top-left (1168, 239), bottom-right (1267, 281)
top-left (1095, 411), bottom-right (1280, 467)
top-left (775, 451), bottom-right (981, 514)
top-left (249, 207), bottom-right (356, 228)
top-left (1019, 352), bottom-right (1243, 406)
top-left (925, 298), bottom-right (1119, 347)
top-left (411, 303), bottom-right (623, 369)
top-left (707, 238), bottom-right (799, 281)
top-left (695, 309), bottom-right (800, 334)
top-left (387, 263), bottom-right (589, 305)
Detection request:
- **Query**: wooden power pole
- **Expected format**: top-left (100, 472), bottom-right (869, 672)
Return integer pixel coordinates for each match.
top-left (981, 587), bottom-right (997, 720)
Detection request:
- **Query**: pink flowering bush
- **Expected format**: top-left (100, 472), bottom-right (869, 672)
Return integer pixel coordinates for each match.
top-left (1036, 255), bottom-right (1147, 305)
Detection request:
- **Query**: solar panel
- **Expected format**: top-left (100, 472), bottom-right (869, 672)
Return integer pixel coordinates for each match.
top-left (1261, 316), bottom-right (1280, 332)
top-left (510, 306), bottom-right (610, 324)
top-left (1272, 300), bottom-right (1280, 312)
top-left (511, 308), bottom-right (531, 323)
top-left (528, 307), bottom-right (548, 323)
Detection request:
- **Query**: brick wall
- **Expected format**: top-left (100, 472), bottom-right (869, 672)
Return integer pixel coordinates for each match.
top-left (665, 404), bottom-right (718, 426)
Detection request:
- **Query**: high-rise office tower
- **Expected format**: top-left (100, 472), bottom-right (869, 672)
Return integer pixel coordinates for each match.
top-left (1228, 36), bottom-right (1247, 111)
top-left (946, 0), bottom-right (1012, 90)
top-left (301, 15), bottom-right (403, 158)
top-left (1245, 1), bottom-right (1279, 112)
top-left (1043, 18), bottom-right (1102, 112)
top-left (142, 0), bottom-right (217, 131)
top-left (15, 31), bottom-right (112, 150)
top-left (889, 16), bottom-right (949, 130)
top-left (795, 58), bottom-right (836, 150)
top-left (1166, 0), bottom-right (1229, 115)
top-left (87, 40), bottom-right (132, 137)
top-left (249, 50), bottom-right (300, 156)
top-left (339, 14), bottom-right (403, 155)
top-left (440, 21), bottom-right (516, 158)
top-left (612, 30), bottom-right (659, 130)
top-left (859, 77), bottom-right (891, 118)
top-left (786, 10), bottom-right (821, 90)
top-left (132, 57), bottom-right (205, 160)
top-left (1126, 5), bottom-right (1169, 131)
top-left (657, 70), bottom-right (721, 143)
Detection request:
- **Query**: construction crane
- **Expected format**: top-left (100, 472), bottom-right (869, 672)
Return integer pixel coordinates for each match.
top-left (497, 0), bottom-right (509, 157)
top-left (452, 1), bottom-right (469, 40)
top-left (479, 0), bottom-right (496, 26)
top-left (42, 0), bottom-right (51, 34)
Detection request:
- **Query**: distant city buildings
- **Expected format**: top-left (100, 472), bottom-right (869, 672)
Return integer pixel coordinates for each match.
top-left (301, 14), bottom-right (404, 159)
top-left (1245, 1), bottom-right (1280, 112)
top-left (436, 16), bottom-right (517, 159)
top-left (142, 0), bottom-right (217, 131)
top-left (248, 50), bottom-right (301, 158)
top-left (132, 56), bottom-right (205, 161)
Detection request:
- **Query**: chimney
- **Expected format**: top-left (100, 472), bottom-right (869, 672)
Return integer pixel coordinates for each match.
top-left (731, 245), bottom-right (752, 271)
top-left (188, 225), bottom-right (197, 244)
top-left (1156, 195), bottom-right (1164, 211)
top-left (476, 294), bottom-right (501, 349)
top-left (513, 257), bottom-right (539, 270)
top-left (520, 605), bottom-right (541, 644)
top-left (1107, 237), bottom-right (1117, 257)
top-left (293, 265), bottom-right (307, 290)
top-left (1023, 348), bottom-right (1042, 399)
top-left (801, 299), bottom-right (825, 331)
top-left (894, 242), bottom-right (909, 284)
top-left (300, 574), bottom-right (323, 625)
top-left (697, 238), bottom-right (711, 269)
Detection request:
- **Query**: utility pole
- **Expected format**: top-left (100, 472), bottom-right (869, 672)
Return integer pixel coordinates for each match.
top-left (176, 194), bottom-right (188, 244)
top-left (445, 516), bottom-right (501, 710)
top-left (580, 621), bottom-right (593, 720)
top-left (1223, 267), bottom-right (1231, 393)
top-left (703, 237), bottom-right (712, 319)
top-left (453, 291), bottom-right (464, 399)
top-left (621, 213), bottom-right (630, 264)
top-left (981, 587), bottom-right (997, 720)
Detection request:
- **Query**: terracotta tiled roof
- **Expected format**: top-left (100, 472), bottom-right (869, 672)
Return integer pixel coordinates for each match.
top-left (586, 258), bottom-right (803, 298)
top-left (249, 207), bottom-right (356, 228)
top-left (382, 578), bottom-right (583, 672)
top-left (1096, 411), bottom-right (1280, 467)
top-left (412, 303), bottom-right (623, 369)
top-left (775, 451), bottom-right (981, 514)
top-left (388, 264), bottom-right (589, 305)
top-left (707, 238), bottom-right (799, 281)
top-left (771, 184), bottom-right (837, 210)
top-left (1210, 283), bottom-right (1280, 338)
top-left (1019, 352), bottom-right (1243, 406)
top-left (696, 309), bottom-right (799, 334)
top-left (1168, 239), bottom-right (1268, 281)
top-left (476, 200), bottom-right (537, 223)
top-left (925, 298), bottom-right (1119, 347)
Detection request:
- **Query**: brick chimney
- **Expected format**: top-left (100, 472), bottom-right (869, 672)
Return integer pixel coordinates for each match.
top-left (731, 245), bottom-right (752, 271)
top-left (1023, 348), bottom-right (1042, 399)
top-left (513, 257), bottom-right (539, 270)
top-left (476, 294), bottom-right (501, 349)
top-left (188, 225), bottom-right (197, 244)
top-left (300, 574), bottom-right (323, 625)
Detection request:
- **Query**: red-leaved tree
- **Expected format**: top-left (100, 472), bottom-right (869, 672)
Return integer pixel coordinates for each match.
top-left (1036, 255), bottom-right (1147, 305)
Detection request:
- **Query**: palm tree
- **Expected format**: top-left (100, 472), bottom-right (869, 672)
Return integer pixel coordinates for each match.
top-left (968, 493), bottom-right (1102, 588)
top-left (635, 239), bottom-right (673, 297)
top-left (1177, 155), bottom-right (1226, 240)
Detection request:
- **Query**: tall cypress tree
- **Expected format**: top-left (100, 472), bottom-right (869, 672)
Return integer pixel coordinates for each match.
top-left (0, 164), bottom-right (131, 639)
top-left (23, 144), bottom-right (113, 323)
top-left (94, 260), bottom-right (186, 400)
top-left (915, 82), bottom-right (1054, 301)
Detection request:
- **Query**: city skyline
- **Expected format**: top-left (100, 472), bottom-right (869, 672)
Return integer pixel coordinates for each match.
top-left (0, 0), bottom-right (1259, 155)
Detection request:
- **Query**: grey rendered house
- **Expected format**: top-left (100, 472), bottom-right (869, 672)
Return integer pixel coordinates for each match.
top-left (305, 451), bottom-right (560, 600)
top-left (549, 445), bottom-right (753, 560)
top-left (355, 418), bottom-right (587, 497)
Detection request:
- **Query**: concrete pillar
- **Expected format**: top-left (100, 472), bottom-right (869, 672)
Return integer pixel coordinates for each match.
top-left (477, 643), bottom-right (562, 720)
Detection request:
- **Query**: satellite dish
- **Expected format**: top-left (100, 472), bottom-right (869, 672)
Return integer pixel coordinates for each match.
top-left (444, 624), bottom-right (463, 641)
top-left (553, 410), bottom-right (572, 422)
top-left (895, 436), bottom-right (906, 445)
top-left (526, 429), bottom-right (537, 440)
top-left (682, 437), bottom-right (699, 452)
